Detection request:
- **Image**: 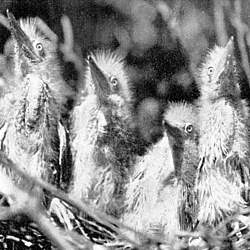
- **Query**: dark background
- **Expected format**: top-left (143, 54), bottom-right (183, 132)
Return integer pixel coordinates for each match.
top-left (1, 0), bottom-right (250, 140)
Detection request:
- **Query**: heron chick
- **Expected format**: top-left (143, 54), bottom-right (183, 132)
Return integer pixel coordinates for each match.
top-left (123, 102), bottom-right (199, 241)
top-left (68, 49), bottom-right (148, 219)
top-left (0, 11), bottom-right (71, 193)
top-left (196, 37), bottom-right (250, 226)
top-left (46, 50), bottom-right (149, 246)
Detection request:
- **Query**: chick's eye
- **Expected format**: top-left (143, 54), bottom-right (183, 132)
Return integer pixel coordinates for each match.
top-left (185, 124), bottom-right (193, 134)
top-left (207, 66), bottom-right (214, 76)
top-left (110, 76), bottom-right (118, 87)
top-left (36, 43), bottom-right (43, 51)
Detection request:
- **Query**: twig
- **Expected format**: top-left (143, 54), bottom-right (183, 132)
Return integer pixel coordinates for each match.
top-left (60, 15), bottom-right (86, 92)
top-left (213, 0), bottom-right (228, 46)
top-left (61, 15), bottom-right (73, 53)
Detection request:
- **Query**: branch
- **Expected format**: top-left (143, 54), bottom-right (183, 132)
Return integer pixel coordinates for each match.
top-left (30, 209), bottom-right (90, 250)
top-left (60, 15), bottom-right (73, 54)
top-left (28, 205), bottom-right (76, 250)
top-left (60, 15), bottom-right (84, 71)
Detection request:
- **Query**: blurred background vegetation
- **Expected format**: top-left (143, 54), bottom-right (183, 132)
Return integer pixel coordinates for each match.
top-left (0, 0), bottom-right (250, 140)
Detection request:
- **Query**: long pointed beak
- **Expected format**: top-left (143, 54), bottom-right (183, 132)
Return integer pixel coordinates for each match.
top-left (88, 56), bottom-right (110, 103)
top-left (7, 10), bottom-right (42, 63)
top-left (164, 121), bottom-right (182, 140)
top-left (164, 121), bottom-right (183, 179)
top-left (225, 36), bottom-right (234, 56)
top-left (216, 36), bottom-right (234, 75)
top-left (223, 36), bottom-right (234, 65)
